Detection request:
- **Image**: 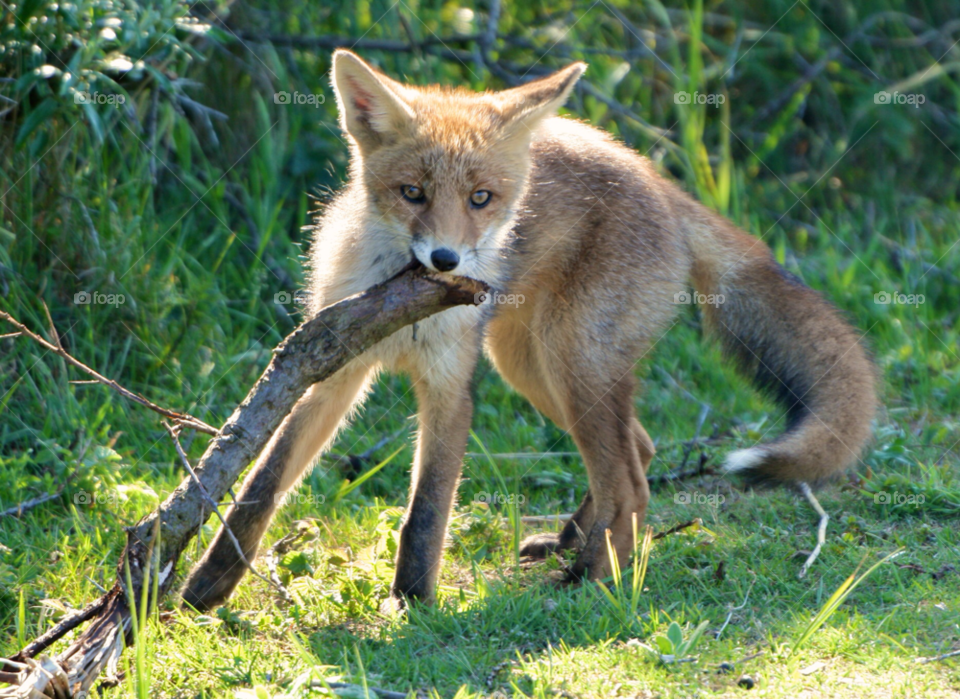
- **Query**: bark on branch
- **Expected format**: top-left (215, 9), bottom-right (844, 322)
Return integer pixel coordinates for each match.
top-left (1, 264), bottom-right (487, 698)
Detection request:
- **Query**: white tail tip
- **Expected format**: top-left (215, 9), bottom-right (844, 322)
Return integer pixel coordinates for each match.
top-left (724, 447), bottom-right (765, 474)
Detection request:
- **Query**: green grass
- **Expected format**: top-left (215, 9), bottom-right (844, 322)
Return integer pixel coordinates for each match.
top-left (2, 0), bottom-right (960, 696)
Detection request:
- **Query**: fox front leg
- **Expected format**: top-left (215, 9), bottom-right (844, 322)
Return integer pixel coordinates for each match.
top-left (390, 341), bottom-right (479, 605)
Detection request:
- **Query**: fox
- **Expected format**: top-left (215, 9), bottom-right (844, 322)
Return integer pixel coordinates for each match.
top-left (181, 50), bottom-right (877, 610)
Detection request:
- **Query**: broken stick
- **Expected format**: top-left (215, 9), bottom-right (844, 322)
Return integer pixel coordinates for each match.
top-left (1, 264), bottom-right (487, 698)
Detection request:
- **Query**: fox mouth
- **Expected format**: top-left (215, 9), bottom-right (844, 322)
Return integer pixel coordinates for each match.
top-left (400, 251), bottom-right (491, 289)
top-left (397, 256), bottom-right (425, 275)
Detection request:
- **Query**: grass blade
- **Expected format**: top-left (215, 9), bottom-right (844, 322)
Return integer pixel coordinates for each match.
top-left (793, 548), bottom-right (904, 653)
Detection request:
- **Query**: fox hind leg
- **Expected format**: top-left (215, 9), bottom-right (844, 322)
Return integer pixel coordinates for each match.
top-left (529, 312), bottom-right (651, 581)
top-left (487, 309), bottom-right (654, 576)
top-left (519, 417), bottom-right (654, 562)
top-left (561, 374), bottom-right (651, 581)
top-left (633, 418), bottom-right (656, 474)
top-left (485, 319), bottom-right (598, 560)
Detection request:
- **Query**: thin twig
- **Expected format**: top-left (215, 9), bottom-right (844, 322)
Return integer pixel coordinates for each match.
top-left (917, 648), bottom-right (960, 663)
top-left (10, 594), bottom-right (110, 663)
top-left (0, 438), bottom-right (90, 519)
top-left (233, 30), bottom-right (478, 62)
top-left (578, 82), bottom-right (681, 151)
top-left (0, 492), bottom-right (63, 519)
top-left (679, 404), bottom-right (711, 470)
top-left (473, 0), bottom-right (501, 75)
top-left (0, 310), bottom-right (218, 435)
top-left (310, 680), bottom-right (412, 698)
top-left (85, 576), bottom-right (108, 594)
top-left (464, 451), bottom-right (580, 460)
top-left (262, 525), bottom-right (315, 599)
top-left (163, 422), bottom-right (290, 602)
top-left (322, 425), bottom-right (411, 473)
top-left (733, 650), bottom-right (765, 665)
top-left (604, 3), bottom-right (679, 77)
top-left (715, 575), bottom-right (756, 639)
top-left (41, 301), bottom-right (61, 350)
top-left (652, 519), bottom-right (701, 540)
top-left (520, 514), bottom-right (572, 525)
top-left (798, 482), bottom-right (829, 579)
top-left (878, 234), bottom-right (960, 285)
top-left (749, 46), bottom-right (842, 125)
top-left (647, 460), bottom-right (715, 488)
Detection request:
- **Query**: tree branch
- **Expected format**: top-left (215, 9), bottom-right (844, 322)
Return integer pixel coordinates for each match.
top-left (163, 421), bottom-right (290, 602)
top-left (1, 264), bottom-right (487, 697)
top-left (0, 311), bottom-right (219, 435)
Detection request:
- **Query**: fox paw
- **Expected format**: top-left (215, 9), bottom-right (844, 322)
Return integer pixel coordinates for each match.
top-left (379, 595), bottom-right (406, 616)
top-left (180, 564), bottom-right (244, 612)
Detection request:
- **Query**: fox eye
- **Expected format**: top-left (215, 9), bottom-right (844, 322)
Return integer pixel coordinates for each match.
top-left (470, 190), bottom-right (492, 208)
top-left (401, 185), bottom-right (425, 203)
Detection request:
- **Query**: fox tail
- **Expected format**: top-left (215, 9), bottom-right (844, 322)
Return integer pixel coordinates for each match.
top-left (683, 201), bottom-right (877, 487)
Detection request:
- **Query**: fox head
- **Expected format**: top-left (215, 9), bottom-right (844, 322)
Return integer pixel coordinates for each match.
top-left (331, 50), bottom-right (585, 279)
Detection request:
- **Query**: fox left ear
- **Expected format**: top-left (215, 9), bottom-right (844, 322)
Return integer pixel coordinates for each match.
top-left (497, 62), bottom-right (587, 137)
top-left (332, 50), bottom-right (416, 152)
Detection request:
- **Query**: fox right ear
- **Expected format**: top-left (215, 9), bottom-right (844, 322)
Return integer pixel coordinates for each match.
top-left (332, 50), bottom-right (415, 152)
top-left (496, 62), bottom-right (586, 138)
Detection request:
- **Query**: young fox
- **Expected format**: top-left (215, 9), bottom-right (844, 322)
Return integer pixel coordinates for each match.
top-left (181, 50), bottom-right (876, 610)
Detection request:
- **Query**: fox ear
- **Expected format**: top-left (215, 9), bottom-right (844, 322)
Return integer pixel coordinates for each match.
top-left (497, 62), bottom-right (586, 136)
top-left (332, 50), bottom-right (415, 151)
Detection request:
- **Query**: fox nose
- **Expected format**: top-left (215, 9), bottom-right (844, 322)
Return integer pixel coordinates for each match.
top-left (430, 248), bottom-right (459, 272)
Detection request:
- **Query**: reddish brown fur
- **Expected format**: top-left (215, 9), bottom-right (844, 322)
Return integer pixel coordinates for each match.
top-left (181, 52), bottom-right (877, 609)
